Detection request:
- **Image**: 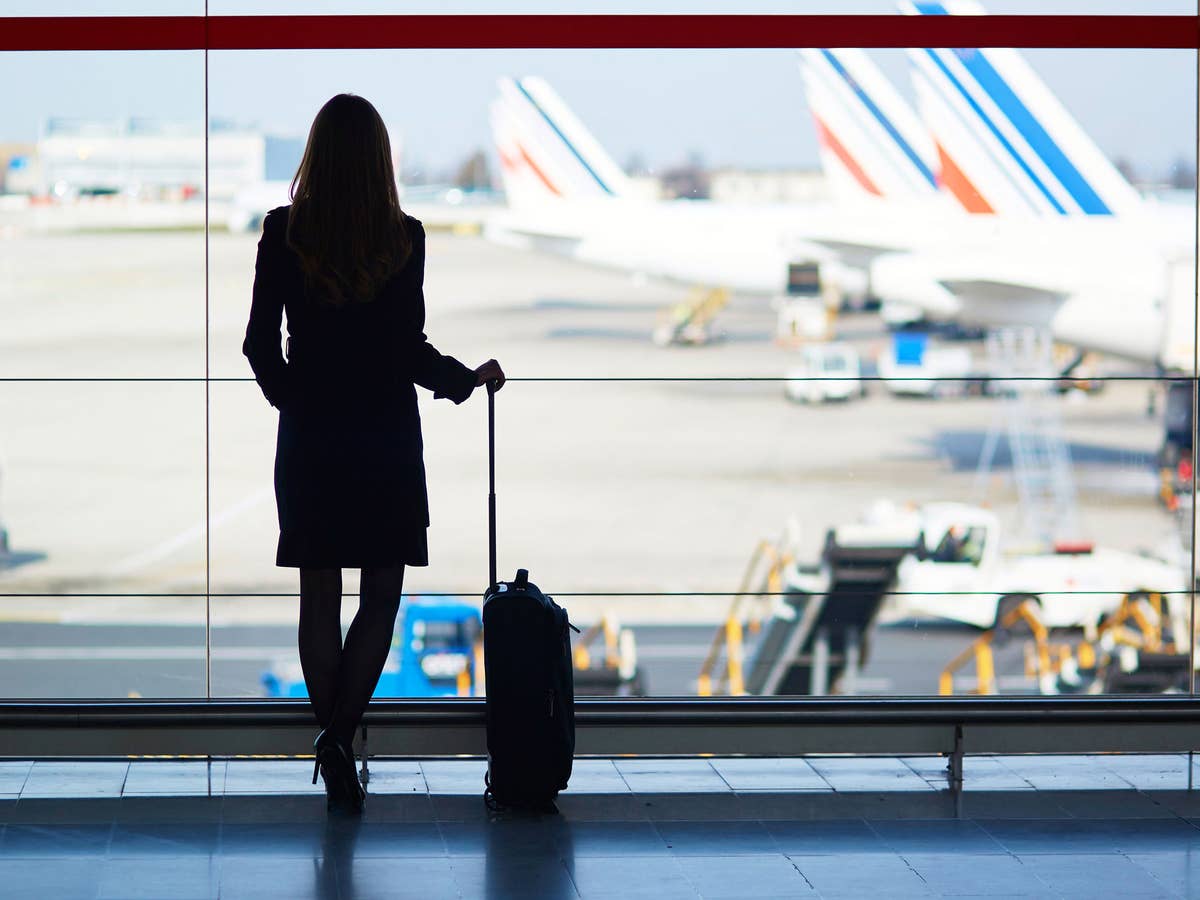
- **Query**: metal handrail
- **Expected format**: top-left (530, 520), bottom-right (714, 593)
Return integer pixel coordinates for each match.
top-left (7, 695), bottom-right (1200, 726)
top-left (698, 538), bottom-right (789, 696)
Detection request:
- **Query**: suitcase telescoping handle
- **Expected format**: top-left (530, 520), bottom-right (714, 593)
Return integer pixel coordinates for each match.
top-left (487, 380), bottom-right (498, 589)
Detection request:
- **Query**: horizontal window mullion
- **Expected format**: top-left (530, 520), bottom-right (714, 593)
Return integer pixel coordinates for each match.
top-left (0, 376), bottom-right (1196, 383)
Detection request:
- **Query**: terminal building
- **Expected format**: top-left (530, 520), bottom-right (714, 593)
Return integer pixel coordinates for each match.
top-left (3, 118), bottom-right (304, 201)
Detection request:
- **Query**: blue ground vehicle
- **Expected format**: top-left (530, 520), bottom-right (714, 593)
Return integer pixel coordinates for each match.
top-left (262, 600), bottom-right (483, 699)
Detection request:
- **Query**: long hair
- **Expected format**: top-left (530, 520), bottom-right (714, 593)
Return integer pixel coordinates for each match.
top-left (287, 94), bottom-right (411, 306)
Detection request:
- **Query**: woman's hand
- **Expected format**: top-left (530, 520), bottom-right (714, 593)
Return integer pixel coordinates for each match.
top-left (474, 359), bottom-right (506, 392)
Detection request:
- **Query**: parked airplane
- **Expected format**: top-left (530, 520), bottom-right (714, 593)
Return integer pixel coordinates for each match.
top-left (488, 61), bottom-right (962, 306)
top-left (906, 1), bottom-right (1144, 219)
top-left (488, 48), bottom-right (961, 309)
top-left (798, 47), bottom-right (942, 208)
top-left (839, 1), bottom-right (1197, 372)
top-left (488, 75), bottom-right (845, 299)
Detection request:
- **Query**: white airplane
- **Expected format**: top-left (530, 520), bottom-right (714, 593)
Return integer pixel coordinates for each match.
top-left (835, 0), bottom-right (1197, 371)
top-left (488, 76), bottom-right (835, 299)
top-left (481, 60), bottom-right (985, 326)
top-left (798, 47), bottom-right (943, 209)
top-left (492, 26), bottom-right (1194, 370)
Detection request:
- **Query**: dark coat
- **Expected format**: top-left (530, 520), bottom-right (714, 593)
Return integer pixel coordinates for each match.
top-left (243, 204), bottom-right (478, 569)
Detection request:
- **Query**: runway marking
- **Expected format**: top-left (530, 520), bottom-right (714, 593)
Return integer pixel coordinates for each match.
top-left (106, 486), bottom-right (273, 576)
top-left (0, 644), bottom-right (722, 661)
top-left (0, 646), bottom-right (295, 661)
top-left (0, 614), bottom-right (65, 624)
top-left (628, 643), bottom-right (726, 658)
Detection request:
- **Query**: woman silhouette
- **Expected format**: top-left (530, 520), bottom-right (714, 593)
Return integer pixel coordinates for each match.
top-left (243, 93), bottom-right (504, 814)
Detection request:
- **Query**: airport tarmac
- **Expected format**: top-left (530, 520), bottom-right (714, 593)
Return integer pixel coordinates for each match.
top-left (0, 227), bottom-right (1191, 696)
top-left (0, 620), bottom-right (1035, 699)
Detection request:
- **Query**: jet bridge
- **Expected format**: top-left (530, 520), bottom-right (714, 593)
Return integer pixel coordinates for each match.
top-left (745, 529), bottom-right (915, 696)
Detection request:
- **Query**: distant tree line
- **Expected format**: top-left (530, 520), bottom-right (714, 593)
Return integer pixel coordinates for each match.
top-left (404, 146), bottom-right (1196, 196)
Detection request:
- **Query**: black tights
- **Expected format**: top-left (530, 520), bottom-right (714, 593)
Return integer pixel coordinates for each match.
top-left (298, 565), bottom-right (404, 747)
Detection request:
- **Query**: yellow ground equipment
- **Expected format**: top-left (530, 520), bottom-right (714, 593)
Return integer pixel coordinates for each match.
top-left (940, 592), bottom-right (1188, 696)
top-left (653, 287), bottom-right (729, 346)
top-left (572, 615), bottom-right (645, 696)
top-left (939, 599), bottom-right (1055, 695)
top-left (697, 538), bottom-right (792, 696)
top-left (1064, 592), bottom-right (1189, 694)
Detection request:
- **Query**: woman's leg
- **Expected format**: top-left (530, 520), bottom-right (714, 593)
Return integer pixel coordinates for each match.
top-left (298, 567), bottom-right (344, 730)
top-left (328, 564), bottom-right (404, 746)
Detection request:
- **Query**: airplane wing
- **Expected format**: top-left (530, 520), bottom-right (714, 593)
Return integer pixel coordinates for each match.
top-left (938, 279), bottom-right (1069, 307)
top-left (483, 213), bottom-right (585, 256)
top-left (502, 229), bottom-right (583, 256)
top-left (807, 238), bottom-right (907, 270)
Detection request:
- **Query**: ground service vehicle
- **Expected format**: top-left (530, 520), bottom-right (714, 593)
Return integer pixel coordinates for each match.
top-left (262, 600), bottom-right (482, 699)
top-left (784, 342), bottom-right (863, 403)
top-left (873, 502), bottom-right (1188, 632)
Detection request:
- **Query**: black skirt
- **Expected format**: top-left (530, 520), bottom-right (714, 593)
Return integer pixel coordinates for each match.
top-left (273, 400), bottom-right (431, 569)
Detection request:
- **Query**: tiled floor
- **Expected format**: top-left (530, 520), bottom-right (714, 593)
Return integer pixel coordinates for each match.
top-left (2, 755), bottom-right (1200, 898)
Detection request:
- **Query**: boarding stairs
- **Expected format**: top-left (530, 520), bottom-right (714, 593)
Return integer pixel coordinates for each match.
top-left (652, 287), bottom-right (729, 346)
top-left (973, 327), bottom-right (1080, 548)
top-left (743, 531), bottom-right (915, 696)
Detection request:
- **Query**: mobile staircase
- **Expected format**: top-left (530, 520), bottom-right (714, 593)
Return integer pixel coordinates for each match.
top-left (701, 524), bottom-right (916, 696)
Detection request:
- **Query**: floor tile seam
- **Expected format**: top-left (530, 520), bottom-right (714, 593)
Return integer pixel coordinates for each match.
top-left (11, 764), bottom-right (32, 798)
top-left (968, 818), bottom-right (1069, 853)
top-left (208, 758), bottom-right (226, 798)
top-left (414, 761), bottom-right (432, 796)
top-left (1114, 847), bottom-right (1190, 899)
top-left (559, 850), bottom-right (582, 899)
top-left (862, 817), bottom-right (1012, 857)
top-left (1135, 785), bottom-right (1200, 830)
top-left (861, 816), bottom-right (898, 851)
top-left (898, 756), bottom-right (945, 790)
top-left (434, 818), bottom-right (472, 859)
top-left (611, 764), bottom-right (637, 795)
top-left (898, 846), bottom-right (1046, 875)
top-left (706, 759), bottom-right (736, 793)
top-left (1092, 763), bottom-right (1143, 792)
top-left (984, 757), bottom-right (1039, 790)
top-left (1029, 860), bottom-right (1187, 900)
top-left (804, 766), bottom-right (837, 792)
top-left (116, 761), bottom-right (133, 800)
top-left (647, 816), bottom-right (675, 852)
top-left (894, 851), bottom-right (938, 889)
top-left (783, 855), bottom-right (818, 894)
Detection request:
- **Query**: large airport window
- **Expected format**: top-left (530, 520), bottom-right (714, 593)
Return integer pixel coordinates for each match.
top-left (0, 9), bottom-right (1196, 711)
top-left (0, 47), bottom-right (208, 697)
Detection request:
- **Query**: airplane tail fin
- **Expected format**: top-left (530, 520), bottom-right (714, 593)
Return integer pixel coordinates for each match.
top-left (900, 0), bottom-right (1143, 217)
top-left (799, 47), bottom-right (940, 204)
top-left (491, 76), bottom-right (632, 207)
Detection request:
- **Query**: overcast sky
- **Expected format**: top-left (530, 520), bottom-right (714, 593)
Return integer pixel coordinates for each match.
top-left (1, 1), bottom-right (1196, 179)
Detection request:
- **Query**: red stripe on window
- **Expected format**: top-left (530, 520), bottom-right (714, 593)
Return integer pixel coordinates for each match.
top-left (2, 16), bottom-right (204, 51)
top-left (813, 115), bottom-right (882, 198)
top-left (1, 15), bottom-right (1195, 51)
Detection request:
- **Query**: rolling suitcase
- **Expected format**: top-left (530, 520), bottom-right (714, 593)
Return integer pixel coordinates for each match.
top-left (481, 383), bottom-right (577, 811)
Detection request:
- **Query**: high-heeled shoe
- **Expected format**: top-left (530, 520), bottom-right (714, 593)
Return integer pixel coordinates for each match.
top-left (312, 730), bottom-right (342, 811)
top-left (313, 729), bottom-right (365, 814)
